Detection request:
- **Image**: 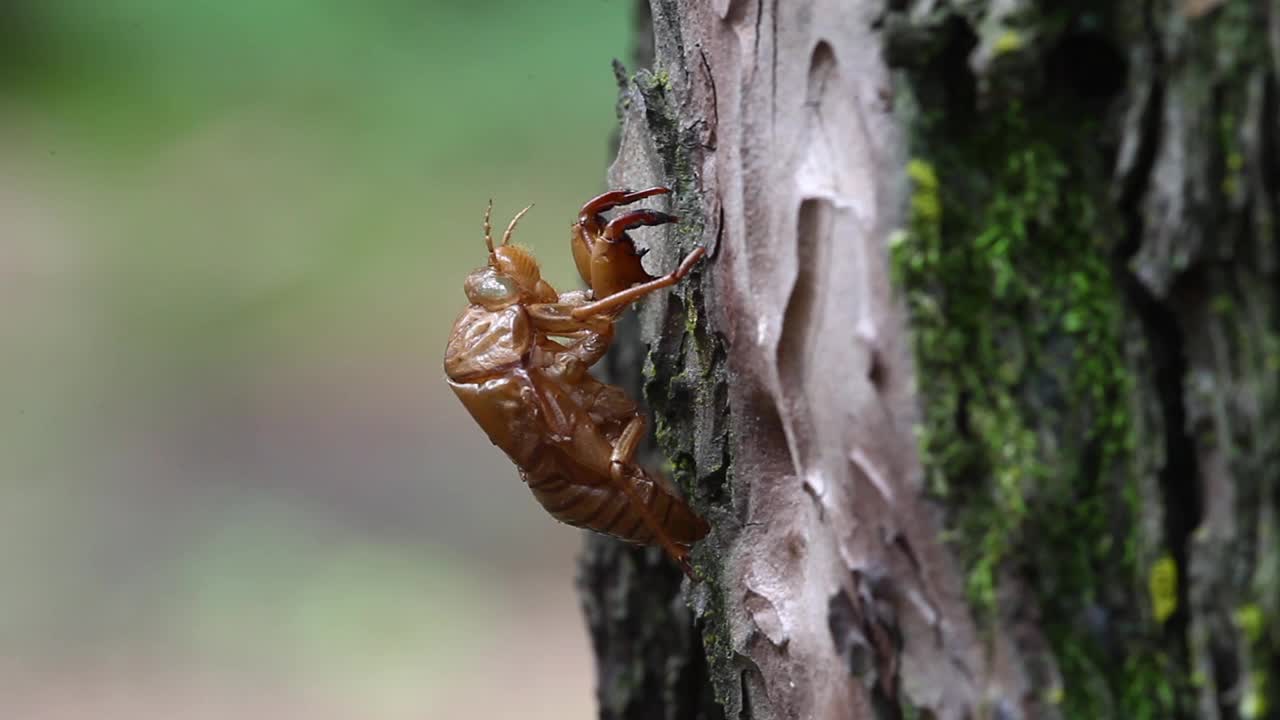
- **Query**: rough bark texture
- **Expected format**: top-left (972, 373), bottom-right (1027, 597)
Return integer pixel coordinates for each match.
top-left (579, 1), bottom-right (1280, 719)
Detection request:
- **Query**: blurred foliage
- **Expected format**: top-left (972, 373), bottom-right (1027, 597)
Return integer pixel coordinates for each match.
top-left (4, 0), bottom-right (631, 363)
top-left (0, 2), bottom-right (629, 716)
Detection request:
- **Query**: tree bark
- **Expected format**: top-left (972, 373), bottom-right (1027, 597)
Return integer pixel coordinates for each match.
top-left (578, 2), bottom-right (1280, 719)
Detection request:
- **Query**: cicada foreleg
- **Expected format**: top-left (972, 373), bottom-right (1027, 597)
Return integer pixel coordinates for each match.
top-left (601, 209), bottom-right (679, 245)
top-left (570, 246), bottom-right (706, 321)
top-left (578, 187), bottom-right (671, 225)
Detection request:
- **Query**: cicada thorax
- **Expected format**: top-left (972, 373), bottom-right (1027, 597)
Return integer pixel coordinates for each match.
top-left (443, 304), bottom-right (529, 381)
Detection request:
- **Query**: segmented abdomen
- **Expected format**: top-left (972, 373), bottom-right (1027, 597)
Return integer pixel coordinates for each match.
top-left (523, 455), bottom-right (706, 546)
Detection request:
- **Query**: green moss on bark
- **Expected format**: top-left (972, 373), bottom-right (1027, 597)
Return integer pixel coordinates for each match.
top-left (891, 99), bottom-right (1132, 608)
top-left (887, 13), bottom-right (1182, 713)
top-left (626, 51), bottom-right (741, 717)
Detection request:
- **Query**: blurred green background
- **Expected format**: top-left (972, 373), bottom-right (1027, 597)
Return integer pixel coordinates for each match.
top-left (1, 2), bottom-right (635, 717)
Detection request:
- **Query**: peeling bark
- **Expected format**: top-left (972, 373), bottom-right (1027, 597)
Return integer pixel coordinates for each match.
top-left (579, 1), bottom-right (1280, 719)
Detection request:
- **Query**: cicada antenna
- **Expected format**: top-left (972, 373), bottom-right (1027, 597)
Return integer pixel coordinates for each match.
top-left (483, 199), bottom-right (496, 256)
top-left (502, 204), bottom-right (534, 246)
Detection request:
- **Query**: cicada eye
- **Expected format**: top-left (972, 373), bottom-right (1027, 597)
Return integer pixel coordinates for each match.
top-left (464, 267), bottom-right (518, 308)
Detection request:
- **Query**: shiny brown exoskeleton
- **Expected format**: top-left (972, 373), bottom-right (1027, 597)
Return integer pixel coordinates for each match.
top-left (444, 188), bottom-right (708, 577)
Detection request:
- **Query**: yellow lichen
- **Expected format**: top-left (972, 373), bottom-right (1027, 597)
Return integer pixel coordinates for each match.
top-left (907, 159), bottom-right (941, 224)
top-left (994, 30), bottom-right (1024, 55)
top-left (1240, 670), bottom-right (1269, 719)
top-left (1233, 603), bottom-right (1265, 643)
top-left (1149, 555), bottom-right (1178, 624)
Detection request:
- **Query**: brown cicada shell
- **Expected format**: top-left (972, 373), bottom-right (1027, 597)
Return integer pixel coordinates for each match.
top-left (443, 188), bottom-right (708, 577)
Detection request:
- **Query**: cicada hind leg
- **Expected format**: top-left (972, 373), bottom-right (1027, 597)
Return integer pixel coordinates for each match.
top-left (608, 416), bottom-right (707, 579)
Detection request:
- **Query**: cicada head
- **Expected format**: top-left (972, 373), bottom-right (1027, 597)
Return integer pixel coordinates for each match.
top-left (490, 243), bottom-right (542, 294)
top-left (464, 201), bottom-right (555, 309)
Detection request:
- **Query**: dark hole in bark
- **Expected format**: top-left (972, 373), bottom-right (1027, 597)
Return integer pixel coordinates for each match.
top-left (1043, 29), bottom-right (1127, 103)
top-left (935, 15), bottom-right (979, 129)
top-left (827, 588), bottom-right (872, 678)
top-left (1117, 264), bottom-right (1202, 661)
top-left (868, 348), bottom-right (889, 391)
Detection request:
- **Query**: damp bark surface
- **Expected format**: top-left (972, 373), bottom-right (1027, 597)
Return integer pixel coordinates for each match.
top-left (576, 1), bottom-right (1280, 719)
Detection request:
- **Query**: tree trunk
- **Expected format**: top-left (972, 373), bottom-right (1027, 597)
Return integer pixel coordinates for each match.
top-left (578, 1), bottom-right (1280, 719)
